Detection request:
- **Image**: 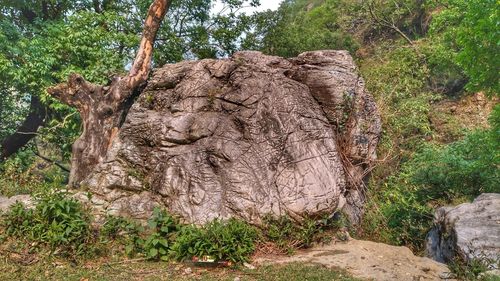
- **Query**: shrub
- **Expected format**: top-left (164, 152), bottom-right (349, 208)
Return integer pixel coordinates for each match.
top-left (170, 218), bottom-right (259, 263)
top-left (143, 208), bottom-right (179, 261)
top-left (2, 189), bottom-right (92, 256)
top-left (262, 214), bottom-right (346, 253)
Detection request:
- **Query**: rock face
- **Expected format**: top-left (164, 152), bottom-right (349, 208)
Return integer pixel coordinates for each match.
top-left (0, 195), bottom-right (33, 212)
top-left (426, 193), bottom-right (500, 268)
top-left (81, 51), bottom-right (381, 224)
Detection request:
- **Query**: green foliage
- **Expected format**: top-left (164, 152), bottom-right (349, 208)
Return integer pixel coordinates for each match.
top-left (170, 218), bottom-right (259, 263)
top-left (143, 208), bottom-right (179, 261)
top-left (362, 0), bottom-right (429, 40)
top-left (0, 0), bottom-right (264, 163)
top-left (368, 107), bottom-right (499, 250)
top-left (431, 0), bottom-right (500, 95)
top-left (258, 0), bottom-right (359, 57)
top-left (100, 215), bottom-right (144, 257)
top-left (2, 189), bottom-right (92, 255)
top-left (263, 215), bottom-right (297, 251)
top-left (262, 214), bottom-right (347, 253)
top-left (1, 202), bottom-right (34, 237)
top-left (0, 150), bottom-right (67, 197)
top-left (448, 255), bottom-right (499, 281)
top-left (360, 43), bottom-right (437, 166)
top-left (410, 132), bottom-right (499, 199)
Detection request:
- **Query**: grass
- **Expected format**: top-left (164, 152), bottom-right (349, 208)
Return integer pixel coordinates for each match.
top-left (0, 257), bottom-right (360, 281)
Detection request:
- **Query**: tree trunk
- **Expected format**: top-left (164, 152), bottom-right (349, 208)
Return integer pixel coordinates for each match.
top-left (0, 95), bottom-right (46, 161)
top-left (48, 0), bottom-right (171, 186)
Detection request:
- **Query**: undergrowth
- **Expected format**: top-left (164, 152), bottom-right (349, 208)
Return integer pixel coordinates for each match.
top-left (0, 189), bottom-right (347, 264)
top-left (1, 189), bottom-right (92, 258)
top-left (449, 255), bottom-right (500, 281)
top-left (361, 105), bottom-right (500, 252)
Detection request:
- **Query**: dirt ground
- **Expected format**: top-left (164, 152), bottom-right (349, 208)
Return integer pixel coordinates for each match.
top-left (255, 238), bottom-right (454, 281)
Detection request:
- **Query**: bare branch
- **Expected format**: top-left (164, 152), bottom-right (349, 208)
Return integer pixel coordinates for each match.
top-left (367, 1), bottom-right (414, 46)
top-left (34, 152), bottom-right (70, 173)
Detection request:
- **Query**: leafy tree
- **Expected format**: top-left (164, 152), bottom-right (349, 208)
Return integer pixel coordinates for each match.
top-left (0, 0), bottom-right (261, 164)
top-left (431, 0), bottom-right (500, 95)
top-left (364, 0), bottom-right (428, 44)
top-left (257, 0), bottom-right (359, 58)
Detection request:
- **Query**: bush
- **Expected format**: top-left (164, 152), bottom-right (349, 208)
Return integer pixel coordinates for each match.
top-left (143, 208), bottom-right (179, 261)
top-left (411, 104), bottom-right (499, 200)
top-left (100, 215), bottom-right (144, 257)
top-left (262, 214), bottom-right (348, 254)
top-left (170, 218), bottom-right (259, 263)
top-left (2, 189), bottom-right (92, 256)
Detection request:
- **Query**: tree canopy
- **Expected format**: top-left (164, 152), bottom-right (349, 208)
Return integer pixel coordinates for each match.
top-left (0, 0), bottom-right (261, 161)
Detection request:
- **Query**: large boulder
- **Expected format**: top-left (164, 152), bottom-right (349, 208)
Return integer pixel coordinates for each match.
top-left (426, 193), bottom-right (500, 268)
top-left (79, 50), bottom-right (381, 224)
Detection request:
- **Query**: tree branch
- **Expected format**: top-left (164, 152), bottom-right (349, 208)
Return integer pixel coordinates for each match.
top-left (34, 152), bottom-right (70, 173)
top-left (48, 73), bottom-right (99, 109)
top-left (367, 1), bottom-right (414, 46)
top-left (0, 96), bottom-right (46, 161)
top-left (126, 0), bottom-right (172, 89)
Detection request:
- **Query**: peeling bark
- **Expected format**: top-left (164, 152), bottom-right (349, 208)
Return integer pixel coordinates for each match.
top-left (47, 0), bottom-right (171, 185)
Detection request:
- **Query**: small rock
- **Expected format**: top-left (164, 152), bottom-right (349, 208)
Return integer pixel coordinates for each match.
top-left (438, 272), bottom-right (455, 279)
top-left (233, 277), bottom-right (241, 281)
top-left (0, 194), bottom-right (33, 212)
top-left (184, 267), bottom-right (192, 275)
top-left (243, 262), bottom-right (256, 270)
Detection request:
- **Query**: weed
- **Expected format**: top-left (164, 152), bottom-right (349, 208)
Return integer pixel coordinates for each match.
top-left (143, 208), bottom-right (179, 261)
top-left (100, 215), bottom-right (144, 257)
top-left (262, 214), bottom-right (347, 253)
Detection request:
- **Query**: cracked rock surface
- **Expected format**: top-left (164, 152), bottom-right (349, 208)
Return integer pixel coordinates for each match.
top-left (81, 50), bottom-right (381, 224)
top-left (426, 193), bottom-right (500, 268)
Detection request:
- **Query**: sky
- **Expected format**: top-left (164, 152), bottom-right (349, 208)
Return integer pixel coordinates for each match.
top-left (212, 0), bottom-right (283, 15)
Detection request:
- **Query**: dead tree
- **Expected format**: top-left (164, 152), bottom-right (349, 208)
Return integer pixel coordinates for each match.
top-left (48, 0), bottom-right (172, 186)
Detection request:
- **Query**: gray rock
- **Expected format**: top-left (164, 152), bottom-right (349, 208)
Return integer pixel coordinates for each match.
top-left (81, 50), bottom-right (381, 225)
top-left (426, 193), bottom-right (500, 268)
top-left (0, 194), bottom-right (33, 212)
